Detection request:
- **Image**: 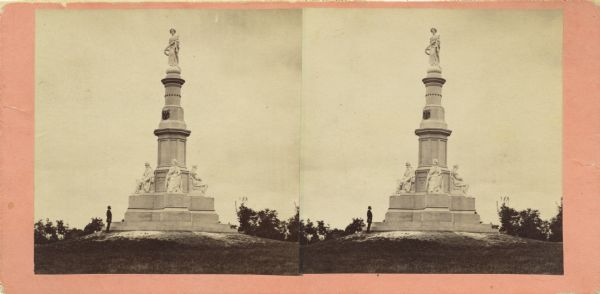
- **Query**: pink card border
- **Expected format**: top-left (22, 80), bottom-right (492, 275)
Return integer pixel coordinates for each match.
top-left (1, 2), bottom-right (599, 293)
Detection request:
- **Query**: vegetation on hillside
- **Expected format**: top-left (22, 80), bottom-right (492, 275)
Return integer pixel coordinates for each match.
top-left (498, 197), bottom-right (562, 242)
top-left (34, 197), bottom-right (564, 275)
top-left (235, 202), bottom-right (365, 244)
top-left (34, 217), bottom-right (104, 244)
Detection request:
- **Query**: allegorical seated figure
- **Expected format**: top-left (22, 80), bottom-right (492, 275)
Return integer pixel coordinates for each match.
top-left (134, 162), bottom-right (154, 194)
top-left (396, 162), bottom-right (415, 193)
top-left (190, 165), bottom-right (208, 196)
top-left (165, 159), bottom-right (182, 193)
top-left (426, 159), bottom-right (443, 194)
top-left (450, 164), bottom-right (469, 194)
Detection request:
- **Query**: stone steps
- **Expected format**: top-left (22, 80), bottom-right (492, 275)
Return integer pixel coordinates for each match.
top-left (110, 221), bottom-right (236, 233)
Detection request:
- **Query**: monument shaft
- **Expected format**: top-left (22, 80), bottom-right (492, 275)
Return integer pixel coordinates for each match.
top-left (414, 70), bottom-right (452, 193)
top-left (154, 74), bottom-right (191, 193)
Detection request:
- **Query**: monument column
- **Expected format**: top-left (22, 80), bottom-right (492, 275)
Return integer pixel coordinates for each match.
top-left (414, 27), bottom-right (452, 193)
top-left (153, 28), bottom-right (191, 193)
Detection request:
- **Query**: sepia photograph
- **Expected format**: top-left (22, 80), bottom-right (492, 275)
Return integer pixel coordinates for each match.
top-left (1, 1), bottom-right (599, 293)
top-left (299, 8), bottom-right (563, 274)
top-left (34, 6), bottom-right (561, 276)
top-left (34, 9), bottom-right (301, 274)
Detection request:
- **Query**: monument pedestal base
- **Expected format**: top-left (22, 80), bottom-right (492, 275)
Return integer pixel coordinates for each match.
top-left (371, 193), bottom-right (496, 233)
top-left (111, 192), bottom-right (236, 233)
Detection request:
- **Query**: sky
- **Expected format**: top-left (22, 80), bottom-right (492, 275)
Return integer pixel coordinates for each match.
top-left (35, 9), bottom-right (562, 230)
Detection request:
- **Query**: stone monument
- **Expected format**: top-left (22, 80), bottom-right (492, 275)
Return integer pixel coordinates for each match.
top-left (371, 29), bottom-right (495, 233)
top-left (111, 29), bottom-right (235, 232)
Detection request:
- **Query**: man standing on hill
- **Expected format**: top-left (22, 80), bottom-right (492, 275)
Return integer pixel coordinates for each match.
top-left (106, 206), bottom-right (112, 233)
top-left (366, 206), bottom-right (373, 233)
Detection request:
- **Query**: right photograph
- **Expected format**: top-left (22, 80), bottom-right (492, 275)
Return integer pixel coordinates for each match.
top-left (300, 9), bottom-right (563, 274)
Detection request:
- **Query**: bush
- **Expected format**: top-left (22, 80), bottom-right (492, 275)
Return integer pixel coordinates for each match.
top-left (548, 199), bottom-right (563, 242)
top-left (316, 220), bottom-right (329, 241)
top-left (255, 209), bottom-right (285, 240)
top-left (65, 228), bottom-right (84, 240)
top-left (44, 219), bottom-right (59, 242)
top-left (498, 199), bottom-right (563, 242)
top-left (325, 228), bottom-right (346, 240)
top-left (285, 206), bottom-right (302, 242)
top-left (236, 203), bottom-right (287, 241)
top-left (83, 218), bottom-right (104, 235)
top-left (303, 219), bottom-right (320, 244)
top-left (344, 218), bottom-right (365, 235)
top-left (516, 209), bottom-right (548, 240)
top-left (235, 202), bottom-right (370, 244)
top-left (236, 203), bottom-right (258, 235)
top-left (34, 218), bottom-right (96, 244)
top-left (34, 220), bottom-right (49, 244)
top-left (499, 203), bottom-right (520, 236)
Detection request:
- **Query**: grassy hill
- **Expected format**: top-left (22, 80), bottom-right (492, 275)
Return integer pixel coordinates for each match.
top-left (36, 231), bottom-right (563, 275)
top-left (301, 231), bottom-right (563, 274)
top-left (35, 231), bottom-right (299, 275)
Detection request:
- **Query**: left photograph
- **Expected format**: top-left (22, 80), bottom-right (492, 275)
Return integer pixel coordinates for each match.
top-left (34, 9), bottom-right (301, 274)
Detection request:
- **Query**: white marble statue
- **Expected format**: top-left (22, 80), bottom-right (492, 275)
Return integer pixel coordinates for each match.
top-left (396, 162), bottom-right (415, 193)
top-left (164, 28), bottom-right (179, 68)
top-left (190, 165), bottom-right (208, 195)
top-left (450, 164), bottom-right (469, 194)
top-left (425, 28), bottom-right (440, 67)
top-left (165, 159), bottom-right (182, 193)
top-left (426, 159), bottom-right (443, 194)
top-left (134, 162), bottom-right (154, 193)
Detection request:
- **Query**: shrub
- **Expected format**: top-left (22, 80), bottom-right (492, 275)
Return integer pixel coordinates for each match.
top-left (236, 203), bottom-right (258, 235)
top-left (285, 206), bottom-right (302, 242)
top-left (65, 228), bottom-right (84, 240)
top-left (255, 209), bottom-right (285, 240)
top-left (344, 218), bottom-right (365, 235)
top-left (498, 199), bottom-right (562, 242)
top-left (236, 203), bottom-right (287, 241)
top-left (548, 199), bottom-right (563, 242)
top-left (325, 228), bottom-right (346, 240)
top-left (34, 218), bottom-right (91, 244)
top-left (516, 209), bottom-right (548, 240)
top-left (498, 203), bottom-right (520, 236)
top-left (44, 219), bottom-right (59, 242)
top-left (303, 219), bottom-right (319, 244)
top-left (83, 218), bottom-right (104, 235)
top-left (34, 220), bottom-right (49, 244)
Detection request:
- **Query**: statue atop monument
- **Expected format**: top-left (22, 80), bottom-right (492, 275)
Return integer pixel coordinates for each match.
top-left (450, 164), bottom-right (470, 194)
top-left (396, 162), bottom-right (415, 193)
top-left (134, 162), bottom-right (154, 193)
top-left (164, 28), bottom-right (180, 69)
top-left (426, 159), bottom-right (443, 194)
top-left (190, 165), bottom-right (208, 195)
top-left (165, 159), bottom-right (182, 193)
top-left (425, 27), bottom-right (440, 68)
